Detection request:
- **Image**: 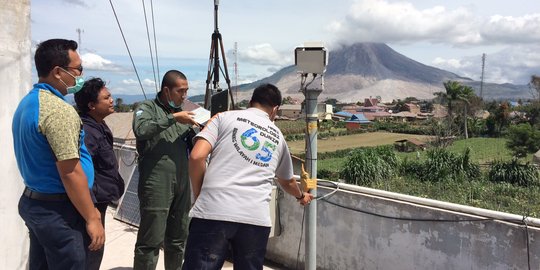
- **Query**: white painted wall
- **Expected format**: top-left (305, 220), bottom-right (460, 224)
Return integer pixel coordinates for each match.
top-left (267, 183), bottom-right (540, 270)
top-left (0, 0), bottom-right (31, 269)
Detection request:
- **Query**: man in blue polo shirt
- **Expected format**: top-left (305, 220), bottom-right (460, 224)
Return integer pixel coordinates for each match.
top-left (12, 39), bottom-right (104, 269)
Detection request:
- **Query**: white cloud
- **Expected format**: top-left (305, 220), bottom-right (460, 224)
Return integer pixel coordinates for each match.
top-left (121, 79), bottom-right (139, 85)
top-left (81, 53), bottom-right (124, 72)
top-left (329, 0), bottom-right (478, 45)
top-left (432, 57), bottom-right (473, 69)
top-left (238, 44), bottom-right (292, 66)
top-left (481, 14), bottom-right (540, 44)
top-left (62, 0), bottom-right (87, 7)
top-left (431, 45), bottom-right (540, 84)
top-left (142, 79), bottom-right (156, 88)
top-left (329, 0), bottom-right (540, 46)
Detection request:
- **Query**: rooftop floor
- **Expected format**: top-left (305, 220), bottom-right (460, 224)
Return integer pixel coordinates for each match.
top-left (101, 207), bottom-right (281, 270)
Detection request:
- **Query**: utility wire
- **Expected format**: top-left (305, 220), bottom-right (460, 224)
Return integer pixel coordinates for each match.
top-left (141, 0), bottom-right (159, 94)
top-left (150, 0), bottom-right (161, 90)
top-left (295, 208), bottom-right (306, 270)
top-left (108, 0), bottom-right (147, 99)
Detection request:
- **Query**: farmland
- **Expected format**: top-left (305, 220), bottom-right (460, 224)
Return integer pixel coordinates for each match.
top-left (286, 131), bottom-right (433, 155)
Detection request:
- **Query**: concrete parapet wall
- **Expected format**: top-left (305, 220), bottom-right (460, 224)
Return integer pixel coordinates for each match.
top-left (267, 183), bottom-right (540, 270)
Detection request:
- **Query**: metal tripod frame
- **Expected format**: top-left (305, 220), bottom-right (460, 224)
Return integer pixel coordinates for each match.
top-left (204, 2), bottom-right (235, 110)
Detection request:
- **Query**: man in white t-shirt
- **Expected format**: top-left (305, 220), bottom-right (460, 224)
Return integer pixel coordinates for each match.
top-left (183, 83), bottom-right (313, 270)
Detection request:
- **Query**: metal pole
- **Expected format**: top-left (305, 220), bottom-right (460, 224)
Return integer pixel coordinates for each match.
top-left (304, 77), bottom-right (322, 270)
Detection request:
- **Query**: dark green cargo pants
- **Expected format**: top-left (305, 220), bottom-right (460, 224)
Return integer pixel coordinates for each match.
top-left (133, 160), bottom-right (191, 270)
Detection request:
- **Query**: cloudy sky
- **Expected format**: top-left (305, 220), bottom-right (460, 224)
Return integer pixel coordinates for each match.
top-left (31, 0), bottom-right (540, 96)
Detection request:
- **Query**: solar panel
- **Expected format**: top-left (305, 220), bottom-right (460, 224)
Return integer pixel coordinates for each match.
top-left (114, 164), bottom-right (141, 226)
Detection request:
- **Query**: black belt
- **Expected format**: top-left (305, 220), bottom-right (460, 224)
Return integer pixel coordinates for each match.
top-left (23, 187), bottom-right (69, 201)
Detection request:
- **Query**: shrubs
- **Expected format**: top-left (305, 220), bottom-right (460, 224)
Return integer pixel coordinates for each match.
top-left (285, 128), bottom-right (368, 142)
top-left (400, 148), bottom-right (481, 182)
top-left (340, 146), bottom-right (398, 185)
top-left (506, 123), bottom-right (540, 158)
top-left (374, 121), bottom-right (431, 135)
top-left (488, 159), bottom-right (540, 187)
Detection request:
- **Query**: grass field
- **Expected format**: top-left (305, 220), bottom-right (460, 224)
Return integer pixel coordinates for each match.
top-left (299, 134), bottom-right (532, 172)
top-left (305, 133), bottom-right (540, 216)
top-left (287, 131), bottom-right (433, 155)
top-left (396, 137), bottom-right (533, 164)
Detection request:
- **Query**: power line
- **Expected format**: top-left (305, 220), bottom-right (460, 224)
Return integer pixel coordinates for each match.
top-left (108, 0), bottom-right (147, 99)
top-left (150, 0), bottom-right (160, 90)
top-left (141, 0), bottom-right (159, 94)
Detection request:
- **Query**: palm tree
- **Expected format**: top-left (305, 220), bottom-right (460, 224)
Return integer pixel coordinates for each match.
top-left (437, 81), bottom-right (476, 139)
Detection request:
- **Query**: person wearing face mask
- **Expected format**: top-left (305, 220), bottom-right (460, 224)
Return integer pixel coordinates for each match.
top-left (12, 39), bottom-right (104, 269)
top-left (182, 84), bottom-right (313, 270)
top-left (74, 78), bottom-right (126, 270)
top-left (132, 70), bottom-right (199, 270)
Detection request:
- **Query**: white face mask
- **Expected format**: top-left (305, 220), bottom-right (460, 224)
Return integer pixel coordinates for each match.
top-left (166, 88), bottom-right (182, 109)
top-left (59, 67), bottom-right (85, 94)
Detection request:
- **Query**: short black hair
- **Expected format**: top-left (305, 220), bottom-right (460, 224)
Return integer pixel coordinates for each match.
top-left (161, 70), bottom-right (187, 91)
top-left (74, 78), bottom-right (106, 114)
top-left (250, 83), bottom-right (282, 107)
top-left (35, 39), bottom-right (78, 78)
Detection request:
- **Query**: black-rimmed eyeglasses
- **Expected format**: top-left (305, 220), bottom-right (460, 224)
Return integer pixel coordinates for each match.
top-left (62, 65), bottom-right (83, 73)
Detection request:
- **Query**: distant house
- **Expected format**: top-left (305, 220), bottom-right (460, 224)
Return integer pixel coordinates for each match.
top-left (364, 97), bottom-right (380, 107)
top-left (357, 97), bottom-right (390, 121)
top-left (404, 103), bottom-right (421, 114)
top-left (105, 112), bottom-right (136, 145)
top-left (508, 101), bottom-right (520, 107)
top-left (277, 103), bottom-right (333, 121)
top-left (394, 138), bottom-right (427, 152)
top-left (391, 111), bottom-right (418, 122)
top-left (278, 104), bottom-right (302, 119)
top-left (432, 104), bottom-right (448, 118)
top-left (333, 111), bottom-right (354, 121)
top-left (105, 99), bottom-right (205, 145)
top-left (317, 103), bottom-right (333, 120)
top-left (345, 113), bottom-right (371, 130)
top-left (341, 104), bottom-right (360, 114)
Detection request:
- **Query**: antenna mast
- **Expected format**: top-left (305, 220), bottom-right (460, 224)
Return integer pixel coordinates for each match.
top-left (480, 53), bottom-right (486, 99)
top-left (204, 0), bottom-right (235, 112)
top-left (76, 28), bottom-right (84, 48)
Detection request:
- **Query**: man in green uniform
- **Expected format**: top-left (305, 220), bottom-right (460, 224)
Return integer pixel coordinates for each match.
top-left (132, 70), bottom-right (198, 270)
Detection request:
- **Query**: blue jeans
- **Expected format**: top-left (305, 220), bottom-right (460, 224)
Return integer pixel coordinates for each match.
top-left (18, 195), bottom-right (90, 270)
top-left (182, 218), bottom-right (271, 270)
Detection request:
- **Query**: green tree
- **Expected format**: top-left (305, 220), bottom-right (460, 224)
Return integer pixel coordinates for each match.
top-left (115, 98), bottom-right (124, 110)
top-left (521, 101), bottom-right (540, 127)
top-left (282, 96), bottom-right (295, 105)
top-left (435, 81), bottom-right (476, 139)
top-left (529, 75), bottom-right (540, 100)
top-left (506, 123), bottom-right (540, 158)
top-left (494, 102), bottom-right (511, 134)
top-left (325, 98), bottom-right (338, 107)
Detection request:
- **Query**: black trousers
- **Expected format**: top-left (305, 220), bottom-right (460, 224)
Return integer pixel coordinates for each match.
top-left (87, 202), bottom-right (109, 270)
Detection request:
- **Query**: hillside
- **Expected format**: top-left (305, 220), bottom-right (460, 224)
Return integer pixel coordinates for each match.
top-left (237, 42), bottom-right (529, 102)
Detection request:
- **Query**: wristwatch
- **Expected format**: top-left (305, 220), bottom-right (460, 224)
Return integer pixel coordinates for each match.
top-left (295, 192), bottom-right (305, 200)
